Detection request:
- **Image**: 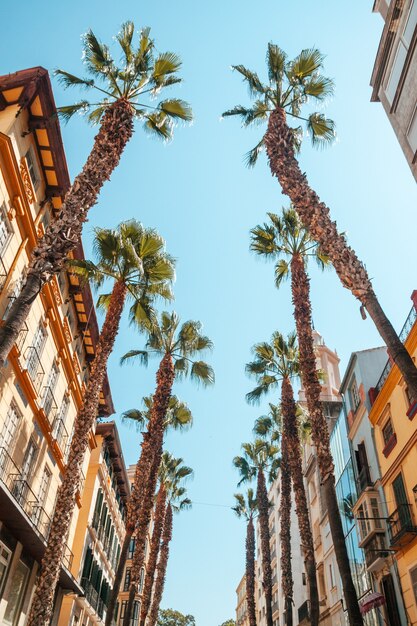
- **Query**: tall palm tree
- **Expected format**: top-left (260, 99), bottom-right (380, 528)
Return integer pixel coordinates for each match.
top-left (145, 456), bottom-right (193, 626)
top-left (233, 440), bottom-right (279, 626)
top-left (27, 221), bottom-right (174, 626)
top-left (232, 489), bottom-right (257, 626)
top-left (249, 335), bottom-right (318, 626)
top-left (249, 208), bottom-right (361, 624)
top-left (223, 44), bottom-right (417, 405)
top-left (0, 22), bottom-right (192, 364)
top-left (120, 311), bottom-right (214, 626)
top-left (105, 396), bottom-right (193, 626)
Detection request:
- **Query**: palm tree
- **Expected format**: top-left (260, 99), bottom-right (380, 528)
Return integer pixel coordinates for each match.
top-left (0, 22), bottom-right (192, 364)
top-left (234, 440), bottom-right (279, 626)
top-left (249, 208), bottom-right (361, 624)
top-left (120, 311), bottom-right (214, 626)
top-left (249, 336), bottom-right (319, 626)
top-left (223, 44), bottom-right (417, 406)
top-left (27, 220), bottom-right (174, 626)
top-left (105, 396), bottom-right (193, 626)
top-left (232, 489), bottom-right (257, 626)
top-left (145, 455), bottom-right (193, 626)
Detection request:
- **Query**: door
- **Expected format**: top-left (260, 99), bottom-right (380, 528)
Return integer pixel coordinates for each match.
top-left (42, 362), bottom-right (59, 418)
top-left (392, 473), bottom-right (411, 530)
top-left (0, 403), bottom-right (20, 473)
top-left (381, 574), bottom-right (402, 626)
top-left (26, 322), bottom-right (47, 381)
top-left (13, 439), bottom-right (38, 504)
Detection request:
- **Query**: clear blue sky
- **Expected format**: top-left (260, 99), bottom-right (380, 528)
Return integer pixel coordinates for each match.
top-left (1, 2), bottom-right (417, 625)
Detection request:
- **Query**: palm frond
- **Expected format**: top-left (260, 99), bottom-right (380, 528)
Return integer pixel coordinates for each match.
top-left (158, 98), bottom-right (193, 122)
top-left (120, 349), bottom-right (149, 366)
top-left (266, 43), bottom-right (287, 84)
top-left (55, 70), bottom-right (94, 89)
top-left (274, 259), bottom-right (290, 288)
top-left (57, 101), bottom-right (90, 123)
top-left (289, 48), bottom-right (325, 80)
top-left (307, 113), bottom-right (336, 148)
top-left (244, 137), bottom-right (265, 168)
top-left (143, 112), bottom-right (172, 140)
top-left (190, 361), bottom-right (215, 386)
top-left (232, 65), bottom-right (266, 96)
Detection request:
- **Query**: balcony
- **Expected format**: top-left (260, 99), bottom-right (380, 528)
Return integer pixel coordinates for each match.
top-left (0, 446), bottom-right (77, 587)
top-left (41, 386), bottom-right (58, 426)
top-left (298, 600), bottom-right (310, 624)
top-left (15, 322), bottom-right (28, 354)
top-left (357, 466), bottom-right (373, 493)
top-left (23, 346), bottom-right (45, 394)
top-left (363, 533), bottom-right (389, 572)
top-left (0, 255), bottom-right (7, 292)
top-left (388, 504), bottom-right (417, 548)
top-left (52, 416), bottom-right (70, 460)
top-left (81, 577), bottom-right (107, 620)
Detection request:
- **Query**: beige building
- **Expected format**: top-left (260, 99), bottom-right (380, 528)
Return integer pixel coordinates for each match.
top-left (0, 67), bottom-right (113, 624)
top-left (236, 572), bottom-right (257, 626)
top-left (371, 0), bottom-right (417, 180)
top-left (58, 422), bottom-right (130, 626)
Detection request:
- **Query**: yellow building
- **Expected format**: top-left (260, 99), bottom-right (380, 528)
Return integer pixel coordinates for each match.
top-left (0, 67), bottom-right (113, 624)
top-left (58, 422), bottom-right (130, 626)
top-left (369, 292), bottom-right (417, 624)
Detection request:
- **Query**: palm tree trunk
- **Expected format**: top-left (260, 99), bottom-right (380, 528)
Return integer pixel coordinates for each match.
top-left (289, 254), bottom-right (363, 626)
top-left (105, 430), bottom-right (161, 626)
top-left (257, 468), bottom-right (273, 626)
top-left (139, 485), bottom-right (167, 626)
top-left (0, 99), bottom-right (134, 366)
top-left (26, 279), bottom-right (128, 626)
top-left (280, 429), bottom-right (293, 626)
top-left (147, 503), bottom-right (173, 626)
top-left (246, 517), bottom-right (257, 626)
top-left (265, 106), bottom-right (417, 402)
top-left (123, 353), bottom-right (175, 626)
top-left (281, 376), bottom-right (319, 626)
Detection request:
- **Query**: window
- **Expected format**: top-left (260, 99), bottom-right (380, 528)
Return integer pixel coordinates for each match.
top-left (25, 147), bottom-right (40, 190)
top-left (26, 321), bottom-right (47, 378)
top-left (123, 567), bottom-right (131, 592)
top-left (405, 386), bottom-right (413, 407)
top-left (0, 541), bottom-right (12, 595)
top-left (3, 558), bottom-right (30, 625)
top-left (302, 572), bottom-right (306, 585)
top-left (329, 563), bottom-right (335, 589)
top-left (386, 0), bottom-right (417, 103)
top-left (128, 537), bottom-right (135, 560)
top-left (349, 377), bottom-right (360, 411)
top-left (382, 418), bottom-right (394, 445)
top-left (0, 401), bottom-right (21, 461)
top-left (3, 273), bottom-right (25, 320)
top-left (407, 104), bottom-right (417, 152)
top-left (37, 465), bottom-right (51, 507)
top-left (410, 566), bottom-right (417, 605)
top-left (0, 202), bottom-right (12, 255)
top-left (138, 567), bottom-right (144, 593)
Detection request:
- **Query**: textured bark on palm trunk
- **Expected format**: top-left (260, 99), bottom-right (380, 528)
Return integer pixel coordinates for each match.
top-left (139, 486), bottom-right (167, 626)
top-left (265, 107), bottom-right (417, 402)
top-left (27, 279), bottom-right (128, 626)
top-left (123, 354), bottom-right (175, 626)
top-left (105, 430), bottom-right (160, 626)
top-left (257, 468), bottom-right (273, 626)
top-left (147, 503), bottom-right (173, 626)
top-left (281, 376), bottom-right (319, 626)
top-left (289, 254), bottom-right (363, 626)
top-left (246, 516), bottom-right (257, 626)
top-left (0, 99), bottom-right (134, 366)
top-left (280, 430), bottom-right (293, 626)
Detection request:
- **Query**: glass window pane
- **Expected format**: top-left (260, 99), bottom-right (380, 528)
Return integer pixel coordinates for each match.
top-left (3, 559), bottom-right (29, 625)
top-left (386, 42), bottom-right (407, 103)
top-left (403, 0), bottom-right (417, 47)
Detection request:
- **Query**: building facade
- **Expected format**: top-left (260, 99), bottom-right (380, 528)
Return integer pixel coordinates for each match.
top-left (0, 68), bottom-right (113, 625)
top-left (371, 0), bottom-right (417, 181)
top-left (368, 292), bottom-right (417, 625)
top-left (236, 572), bottom-right (257, 626)
top-left (58, 422), bottom-right (129, 626)
top-left (342, 347), bottom-right (406, 625)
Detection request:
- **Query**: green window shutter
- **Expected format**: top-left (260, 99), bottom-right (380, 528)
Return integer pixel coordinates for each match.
top-left (81, 546), bottom-right (93, 580)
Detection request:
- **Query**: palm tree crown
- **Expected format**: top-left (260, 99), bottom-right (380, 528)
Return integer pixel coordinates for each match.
top-left (57, 22), bottom-right (192, 138)
top-left (232, 489), bottom-right (257, 521)
top-left (250, 206), bottom-right (329, 287)
top-left (122, 395), bottom-right (193, 433)
top-left (69, 219), bottom-right (175, 323)
top-left (233, 439), bottom-right (280, 486)
top-left (159, 451), bottom-right (193, 511)
top-left (246, 331), bottom-right (299, 403)
top-left (222, 45), bottom-right (335, 165)
top-left (121, 310), bottom-right (215, 386)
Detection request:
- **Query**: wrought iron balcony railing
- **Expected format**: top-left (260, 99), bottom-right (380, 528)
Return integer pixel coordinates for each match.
top-left (81, 576), bottom-right (99, 612)
top-left (15, 322), bottom-right (28, 354)
top-left (41, 386), bottom-right (58, 425)
top-left (363, 532), bottom-right (388, 570)
top-left (0, 446), bottom-right (73, 570)
top-left (24, 346), bottom-right (45, 393)
top-left (388, 503), bottom-right (417, 547)
top-left (375, 305), bottom-right (417, 395)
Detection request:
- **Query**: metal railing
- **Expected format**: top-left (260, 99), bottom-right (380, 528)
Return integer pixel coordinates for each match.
top-left (0, 446), bottom-right (73, 569)
top-left (0, 255), bottom-right (7, 292)
top-left (387, 503), bottom-right (417, 545)
top-left (52, 417), bottom-right (69, 458)
top-left (375, 305), bottom-right (417, 395)
top-left (364, 532), bottom-right (388, 569)
top-left (298, 600), bottom-right (310, 623)
top-left (16, 322), bottom-right (28, 353)
top-left (357, 466), bottom-right (373, 493)
top-left (41, 386), bottom-right (58, 425)
top-left (81, 577), bottom-right (99, 612)
top-left (24, 346), bottom-right (45, 393)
